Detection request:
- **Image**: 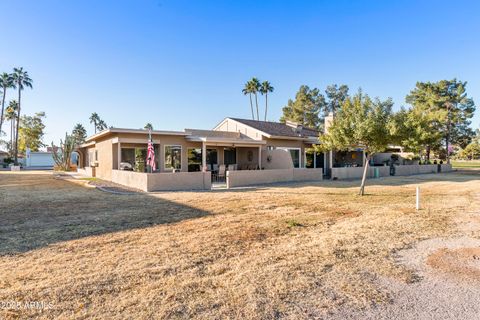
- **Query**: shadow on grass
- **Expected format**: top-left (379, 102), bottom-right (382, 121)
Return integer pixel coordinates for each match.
top-left (0, 172), bottom-right (210, 256)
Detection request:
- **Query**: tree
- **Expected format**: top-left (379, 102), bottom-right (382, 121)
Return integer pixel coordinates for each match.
top-left (18, 112), bottom-right (46, 153)
top-left (72, 123), bottom-right (87, 145)
top-left (242, 81), bottom-right (255, 120)
top-left (389, 106), bottom-right (442, 161)
top-left (144, 123), bottom-right (153, 131)
top-left (12, 67), bottom-right (33, 163)
top-left (406, 79), bottom-right (475, 163)
top-left (459, 140), bottom-right (480, 160)
top-left (259, 81), bottom-right (274, 121)
top-left (0, 73), bottom-right (14, 137)
top-left (96, 119), bottom-right (108, 132)
top-left (52, 133), bottom-right (75, 171)
top-left (280, 85), bottom-right (326, 129)
top-left (4, 101), bottom-right (18, 156)
top-left (318, 91), bottom-right (393, 195)
top-left (250, 77), bottom-right (261, 121)
top-left (325, 84), bottom-right (349, 115)
top-left (89, 112), bottom-right (100, 134)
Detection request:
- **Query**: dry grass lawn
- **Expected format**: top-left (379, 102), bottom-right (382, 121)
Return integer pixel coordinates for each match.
top-left (0, 170), bottom-right (479, 319)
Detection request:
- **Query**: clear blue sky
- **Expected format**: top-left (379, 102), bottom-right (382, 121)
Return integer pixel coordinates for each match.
top-left (1, 0), bottom-right (479, 146)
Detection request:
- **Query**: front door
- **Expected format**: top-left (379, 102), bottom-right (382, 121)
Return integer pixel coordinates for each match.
top-left (223, 148), bottom-right (236, 166)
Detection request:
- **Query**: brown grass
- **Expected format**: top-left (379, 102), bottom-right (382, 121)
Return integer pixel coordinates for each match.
top-left (0, 170), bottom-right (479, 319)
top-left (427, 247), bottom-right (480, 281)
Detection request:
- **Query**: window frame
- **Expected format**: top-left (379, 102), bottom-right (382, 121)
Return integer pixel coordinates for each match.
top-left (164, 144), bottom-right (182, 171)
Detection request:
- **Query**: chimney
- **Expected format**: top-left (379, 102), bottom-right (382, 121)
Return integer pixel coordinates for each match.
top-left (324, 112), bottom-right (334, 134)
top-left (286, 120), bottom-right (303, 136)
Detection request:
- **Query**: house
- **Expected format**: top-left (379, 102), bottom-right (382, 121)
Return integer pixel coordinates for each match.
top-left (76, 117), bottom-right (329, 190)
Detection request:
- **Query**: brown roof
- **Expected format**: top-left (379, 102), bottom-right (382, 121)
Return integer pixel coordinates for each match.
top-left (185, 129), bottom-right (244, 139)
top-left (229, 118), bottom-right (319, 138)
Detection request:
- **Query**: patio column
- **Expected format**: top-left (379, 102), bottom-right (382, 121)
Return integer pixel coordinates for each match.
top-left (117, 142), bottom-right (121, 170)
top-left (202, 141), bottom-right (207, 171)
top-left (258, 146), bottom-right (262, 170)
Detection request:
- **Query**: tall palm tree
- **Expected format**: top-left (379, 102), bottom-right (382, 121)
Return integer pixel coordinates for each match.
top-left (242, 81), bottom-right (255, 120)
top-left (96, 119), bottom-right (108, 132)
top-left (5, 100), bottom-right (18, 156)
top-left (259, 81), bottom-right (274, 121)
top-left (250, 77), bottom-right (261, 120)
top-left (0, 73), bottom-right (14, 139)
top-left (89, 113), bottom-right (100, 134)
top-left (12, 68), bottom-right (33, 164)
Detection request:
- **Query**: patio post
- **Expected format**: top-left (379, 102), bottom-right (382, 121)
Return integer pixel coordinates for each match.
top-left (202, 141), bottom-right (207, 171)
top-left (117, 142), bottom-right (121, 170)
top-left (258, 146), bottom-right (262, 170)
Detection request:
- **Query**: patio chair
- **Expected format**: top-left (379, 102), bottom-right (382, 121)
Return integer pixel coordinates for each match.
top-left (228, 164), bottom-right (236, 171)
top-left (216, 164), bottom-right (226, 182)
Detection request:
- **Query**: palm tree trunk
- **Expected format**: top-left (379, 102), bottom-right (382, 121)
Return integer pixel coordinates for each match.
top-left (249, 94), bottom-right (254, 120)
top-left (0, 85), bottom-right (6, 136)
top-left (14, 88), bottom-right (21, 165)
top-left (264, 93), bottom-right (268, 121)
top-left (255, 93), bottom-right (259, 120)
top-left (359, 154), bottom-right (370, 196)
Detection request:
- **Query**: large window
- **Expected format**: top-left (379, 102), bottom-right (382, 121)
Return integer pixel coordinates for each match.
top-left (278, 147), bottom-right (301, 168)
top-left (188, 148), bottom-right (202, 172)
top-left (223, 147), bottom-right (236, 165)
top-left (305, 149), bottom-right (324, 169)
top-left (165, 145), bottom-right (182, 170)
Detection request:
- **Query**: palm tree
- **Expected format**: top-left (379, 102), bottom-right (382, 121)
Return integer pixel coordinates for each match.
top-left (259, 81), bottom-right (274, 121)
top-left (250, 77), bottom-right (261, 120)
top-left (96, 119), bottom-right (108, 132)
top-left (0, 73), bottom-right (14, 141)
top-left (5, 100), bottom-right (18, 156)
top-left (89, 113), bottom-right (100, 134)
top-left (242, 81), bottom-right (255, 120)
top-left (12, 68), bottom-right (33, 164)
top-left (144, 123), bottom-right (153, 131)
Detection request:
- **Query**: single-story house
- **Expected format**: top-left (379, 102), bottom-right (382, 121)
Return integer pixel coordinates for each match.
top-left (76, 116), bottom-right (451, 191)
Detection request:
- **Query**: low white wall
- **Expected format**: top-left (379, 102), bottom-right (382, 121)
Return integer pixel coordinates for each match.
top-left (78, 167), bottom-right (96, 177)
top-left (331, 166), bottom-right (390, 180)
top-left (111, 170), bottom-right (211, 192)
top-left (332, 164), bottom-right (454, 180)
top-left (227, 168), bottom-right (323, 188)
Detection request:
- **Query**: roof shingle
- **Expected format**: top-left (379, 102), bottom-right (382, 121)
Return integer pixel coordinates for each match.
top-left (229, 118), bottom-right (319, 138)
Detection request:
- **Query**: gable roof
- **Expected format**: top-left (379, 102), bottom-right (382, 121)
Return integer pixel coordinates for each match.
top-left (228, 118), bottom-right (319, 138)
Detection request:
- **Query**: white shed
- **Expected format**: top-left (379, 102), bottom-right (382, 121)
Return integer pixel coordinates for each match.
top-left (26, 149), bottom-right (55, 168)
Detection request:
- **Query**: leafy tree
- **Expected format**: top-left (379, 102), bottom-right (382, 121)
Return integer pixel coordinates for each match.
top-left (12, 67), bottom-right (33, 163)
top-left (72, 123), bottom-right (87, 145)
top-left (280, 85), bottom-right (326, 129)
top-left (325, 84), bottom-right (349, 115)
top-left (406, 79), bottom-right (475, 163)
top-left (4, 100), bottom-right (18, 156)
top-left (389, 106), bottom-right (442, 161)
top-left (18, 112), bottom-right (46, 153)
top-left (259, 81), bottom-right (274, 121)
top-left (0, 73), bottom-right (14, 136)
top-left (459, 140), bottom-right (480, 160)
top-left (144, 123), bottom-right (153, 131)
top-left (318, 91), bottom-right (393, 195)
top-left (52, 133), bottom-right (75, 171)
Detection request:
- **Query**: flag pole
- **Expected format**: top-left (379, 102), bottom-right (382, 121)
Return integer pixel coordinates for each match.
top-left (148, 129), bottom-right (152, 173)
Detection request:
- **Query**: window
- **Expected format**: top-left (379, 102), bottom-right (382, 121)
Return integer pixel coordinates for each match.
top-left (305, 148), bottom-right (324, 169)
top-left (188, 148), bottom-right (202, 172)
top-left (88, 150), bottom-right (97, 166)
top-left (223, 147), bottom-right (236, 166)
top-left (165, 145), bottom-right (182, 170)
top-left (278, 147), bottom-right (301, 168)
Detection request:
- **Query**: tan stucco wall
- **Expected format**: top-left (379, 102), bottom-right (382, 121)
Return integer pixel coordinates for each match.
top-left (111, 170), bottom-right (211, 191)
top-left (215, 119), bottom-right (264, 140)
top-left (261, 149), bottom-right (293, 169)
top-left (226, 168), bottom-right (323, 188)
top-left (331, 164), bottom-right (453, 180)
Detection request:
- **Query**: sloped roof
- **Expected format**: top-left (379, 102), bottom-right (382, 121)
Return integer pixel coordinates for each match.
top-left (229, 118), bottom-right (319, 138)
top-left (185, 129), bottom-right (244, 139)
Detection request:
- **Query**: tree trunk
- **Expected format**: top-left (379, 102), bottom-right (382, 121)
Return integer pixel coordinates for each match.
top-left (426, 145), bottom-right (431, 162)
top-left (14, 88), bottom-right (21, 165)
top-left (255, 93), bottom-right (259, 121)
top-left (264, 93), bottom-right (268, 121)
top-left (0, 85), bottom-right (6, 136)
top-left (359, 154), bottom-right (370, 196)
top-left (446, 104), bottom-right (451, 164)
top-left (249, 94), bottom-right (254, 120)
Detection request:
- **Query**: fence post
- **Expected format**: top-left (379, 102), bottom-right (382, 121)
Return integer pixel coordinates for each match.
top-left (416, 186), bottom-right (420, 210)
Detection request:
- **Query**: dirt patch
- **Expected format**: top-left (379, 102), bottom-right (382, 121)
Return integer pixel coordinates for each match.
top-left (427, 247), bottom-right (480, 281)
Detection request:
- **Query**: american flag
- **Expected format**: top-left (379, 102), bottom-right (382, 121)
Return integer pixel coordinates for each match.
top-left (146, 140), bottom-right (156, 171)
